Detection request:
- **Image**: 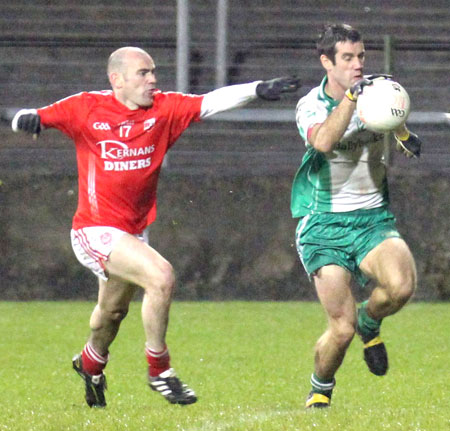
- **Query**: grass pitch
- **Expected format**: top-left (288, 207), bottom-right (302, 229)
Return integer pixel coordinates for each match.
top-left (0, 301), bottom-right (448, 431)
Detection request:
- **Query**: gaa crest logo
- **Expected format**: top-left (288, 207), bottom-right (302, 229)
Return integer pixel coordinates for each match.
top-left (100, 232), bottom-right (112, 246)
top-left (93, 122), bottom-right (111, 130)
top-left (144, 118), bottom-right (156, 131)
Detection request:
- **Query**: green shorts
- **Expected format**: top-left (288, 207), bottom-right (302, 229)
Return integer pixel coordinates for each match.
top-left (295, 207), bottom-right (401, 287)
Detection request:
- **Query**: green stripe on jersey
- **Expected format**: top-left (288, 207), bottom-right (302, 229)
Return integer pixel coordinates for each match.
top-left (292, 76), bottom-right (388, 217)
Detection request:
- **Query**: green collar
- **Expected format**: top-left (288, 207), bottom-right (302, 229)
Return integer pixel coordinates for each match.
top-left (318, 76), bottom-right (340, 109)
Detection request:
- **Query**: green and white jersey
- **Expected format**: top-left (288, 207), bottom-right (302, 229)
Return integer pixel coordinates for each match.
top-left (291, 76), bottom-right (389, 217)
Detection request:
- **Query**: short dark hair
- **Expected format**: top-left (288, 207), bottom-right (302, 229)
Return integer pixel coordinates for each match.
top-left (317, 24), bottom-right (362, 64)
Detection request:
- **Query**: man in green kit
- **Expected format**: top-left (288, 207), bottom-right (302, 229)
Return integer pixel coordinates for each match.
top-left (292, 23), bottom-right (422, 408)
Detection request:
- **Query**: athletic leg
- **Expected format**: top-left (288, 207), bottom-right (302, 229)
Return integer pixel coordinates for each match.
top-left (88, 277), bottom-right (138, 356)
top-left (306, 264), bottom-right (356, 408)
top-left (313, 265), bottom-right (356, 377)
top-left (357, 237), bottom-right (416, 375)
top-left (360, 237), bottom-right (416, 319)
top-left (104, 233), bottom-right (197, 405)
top-left (72, 277), bottom-right (138, 408)
top-left (105, 233), bottom-right (175, 352)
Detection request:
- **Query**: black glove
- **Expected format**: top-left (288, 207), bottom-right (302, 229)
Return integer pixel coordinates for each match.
top-left (345, 74), bottom-right (393, 102)
top-left (394, 130), bottom-right (422, 158)
top-left (256, 77), bottom-right (301, 101)
top-left (17, 113), bottom-right (41, 135)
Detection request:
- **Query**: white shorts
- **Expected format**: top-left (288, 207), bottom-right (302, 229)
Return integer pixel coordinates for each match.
top-left (71, 226), bottom-right (146, 281)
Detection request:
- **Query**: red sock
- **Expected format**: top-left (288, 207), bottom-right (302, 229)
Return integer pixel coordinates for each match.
top-left (145, 344), bottom-right (171, 377)
top-left (81, 343), bottom-right (108, 376)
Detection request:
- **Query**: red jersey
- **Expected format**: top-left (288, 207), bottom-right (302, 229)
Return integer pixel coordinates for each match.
top-left (38, 90), bottom-right (203, 233)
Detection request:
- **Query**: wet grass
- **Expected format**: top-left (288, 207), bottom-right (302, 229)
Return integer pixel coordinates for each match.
top-left (0, 301), bottom-right (448, 430)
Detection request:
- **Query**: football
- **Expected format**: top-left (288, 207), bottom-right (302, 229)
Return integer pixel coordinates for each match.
top-left (356, 78), bottom-right (410, 133)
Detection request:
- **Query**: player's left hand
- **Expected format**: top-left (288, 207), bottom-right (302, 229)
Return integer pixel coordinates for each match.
top-left (11, 109), bottom-right (41, 139)
top-left (394, 130), bottom-right (422, 158)
top-left (18, 114), bottom-right (41, 136)
top-left (256, 77), bottom-right (301, 101)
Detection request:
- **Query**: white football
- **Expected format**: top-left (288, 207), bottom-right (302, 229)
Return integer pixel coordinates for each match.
top-left (356, 78), bottom-right (410, 133)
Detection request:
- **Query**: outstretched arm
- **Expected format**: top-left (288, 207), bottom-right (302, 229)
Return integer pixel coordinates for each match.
top-left (200, 77), bottom-right (300, 119)
top-left (200, 81), bottom-right (260, 119)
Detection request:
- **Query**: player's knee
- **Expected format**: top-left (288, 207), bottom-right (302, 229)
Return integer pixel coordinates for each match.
top-left (387, 270), bottom-right (416, 307)
top-left (97, 304), bottom-right (129, 325)
top-left (108, 307), bottom-right (129, 323)
top-left (158, 261), bottom-right (176, 291)
top-left (332, 321), bottom-right (356, 348)
top-left (390, 284), bottom-right (414, 308)
top-left (145, 261), bottom-right (175, 297)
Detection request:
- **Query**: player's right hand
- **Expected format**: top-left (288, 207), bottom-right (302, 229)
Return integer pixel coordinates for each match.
top-left (12, 109), bottom-right (41, 137)
top-left (345, 74), bottom-right (393, 102)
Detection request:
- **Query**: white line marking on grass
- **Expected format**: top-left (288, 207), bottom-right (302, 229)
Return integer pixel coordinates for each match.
top-left (184, 408), bottom-right (295, 431)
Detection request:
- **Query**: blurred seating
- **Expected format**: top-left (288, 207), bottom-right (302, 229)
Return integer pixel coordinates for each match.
top-left (0, 0), bottom-right (448, 174)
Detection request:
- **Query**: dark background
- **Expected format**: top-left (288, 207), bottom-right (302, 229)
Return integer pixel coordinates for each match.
top-left (1, 0), bottom-right (449, 301)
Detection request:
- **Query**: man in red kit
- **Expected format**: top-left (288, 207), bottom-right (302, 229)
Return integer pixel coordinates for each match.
top-left (11, 46), bottom-right (300, 408)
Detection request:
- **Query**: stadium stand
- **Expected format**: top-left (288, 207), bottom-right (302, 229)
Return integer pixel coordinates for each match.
top-left (0, 0), bottom-right (449, 175)
top-left (1, 1), bottom-right (449, 301)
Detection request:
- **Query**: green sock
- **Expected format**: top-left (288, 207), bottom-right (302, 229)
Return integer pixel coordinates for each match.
top-left (358, 300), bottom-right (381, 338)
top-left (310, 373), bottom-right (335, 397)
